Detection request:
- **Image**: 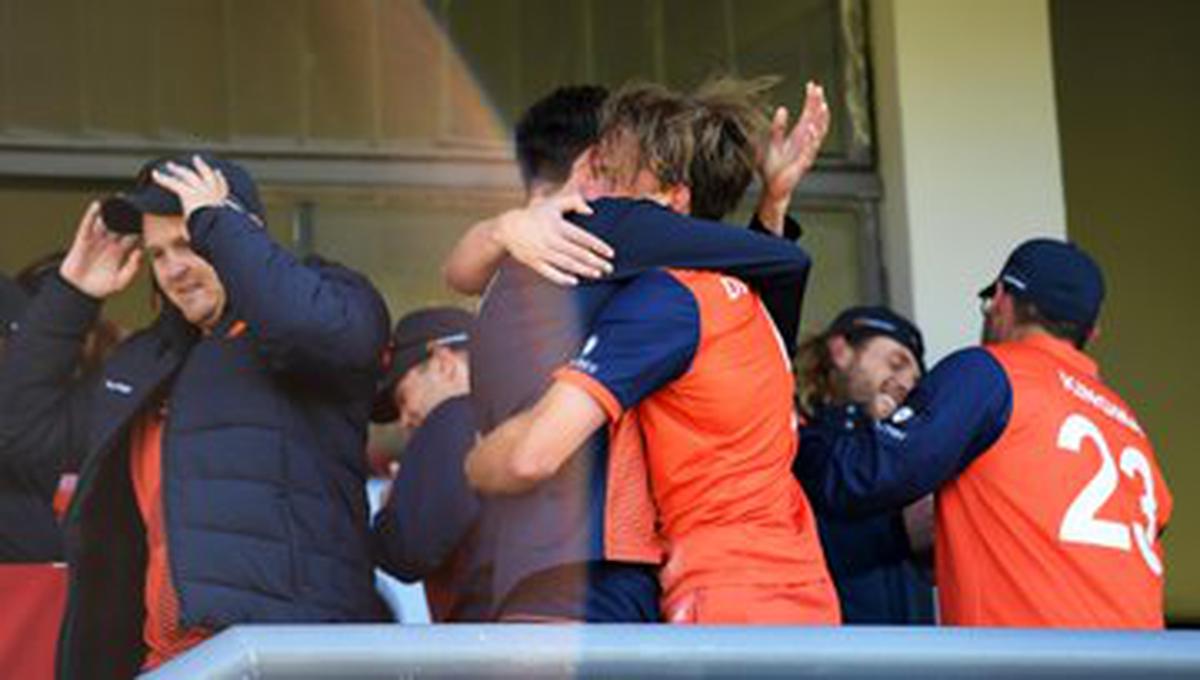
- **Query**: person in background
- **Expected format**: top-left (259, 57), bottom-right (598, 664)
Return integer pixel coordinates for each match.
top-left (465, 78), bottom-right (837, 624)
top-left (792, 306), bottom-right (935, 624)
top-left (371, 306), bottom-right (491, 621)
top-left (795, 238), bottom-right (1171, 628)
top-left (0, 154), bottom-right (391, 678)
top-left (0, 274), bottom-right (67, 562)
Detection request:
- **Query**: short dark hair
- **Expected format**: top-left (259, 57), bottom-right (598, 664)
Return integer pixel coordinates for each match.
top-left (1012, 297), bottom-right (1090, 349)
top-left (515, 85), bottom-right (609, 190)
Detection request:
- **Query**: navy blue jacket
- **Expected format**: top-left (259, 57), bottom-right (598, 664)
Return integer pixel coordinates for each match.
top-left (797, 405), bottom-right (934, 624)
top-left (0, 435), bottom-right (69, 562)
top-left (794, 348), bottom-right (1013, 517)
top-left (0, 205), bottom-right (391, 680)
top-left (372, 396), bottom-right (491, 621)
top-left (470, 198), bottom-right (810, 615)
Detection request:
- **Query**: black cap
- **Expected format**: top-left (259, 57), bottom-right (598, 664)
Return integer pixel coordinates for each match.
top-left (99, 153), bottom-right (264, 234)
top-left (0, 274), bottom-right (30, 338)
top-left (978, 238), bottom-right (1105, 331)
top-left (371, 306), bottom-right (474, 423)
top-left (828, 305), bottom-right (926, 372)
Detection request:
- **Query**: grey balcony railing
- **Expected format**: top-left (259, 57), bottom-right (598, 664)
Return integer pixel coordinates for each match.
top-left (143, 624), bottom-right (1200, 679)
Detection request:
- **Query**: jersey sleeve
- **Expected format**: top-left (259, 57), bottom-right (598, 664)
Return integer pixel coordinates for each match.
top-left (794, 347), bottom-right (1014, 517)
top-left (554, 270), bottom-right (700, 422)
top-left (571, 199), bottom-right (810, 357)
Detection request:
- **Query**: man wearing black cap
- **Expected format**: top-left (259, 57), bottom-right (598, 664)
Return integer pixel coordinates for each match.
top-left (795, 238), bottom-right (1172, 628)
top-left (0, 154), bottom-right (391, 678)
top-left (792, 306), bottom-right (934, 624)
top-left (370, 306), bottom-right (493, 621)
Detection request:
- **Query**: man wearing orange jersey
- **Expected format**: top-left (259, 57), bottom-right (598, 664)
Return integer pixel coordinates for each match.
top-left (796, 238), bottom-right (1171, 628)
top-left (466, 81), bottom-right (840, 625)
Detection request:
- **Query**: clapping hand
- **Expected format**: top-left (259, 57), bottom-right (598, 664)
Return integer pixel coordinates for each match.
top-left (757, 81), bottom-right (831, 234)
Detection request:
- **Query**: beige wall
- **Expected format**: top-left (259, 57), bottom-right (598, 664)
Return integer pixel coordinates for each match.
top-left (873, 0), bottom-right (1197, 621)
top-left (1051, 0), bottom-right (1200, 621)
top-left (870, 0), bottom-right (1067, 361)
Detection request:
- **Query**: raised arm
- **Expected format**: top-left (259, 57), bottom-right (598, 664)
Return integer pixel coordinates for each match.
top-left (0, 203), bottom-right (139, 475)
top-left (443, 193), bottom-right (614, 294)
top-left (794, 348), bottom-right (1013, 517)
top-left (754, 81), bottom-right (829, 234)
top-left (154, 158), bottom-right (389, 390)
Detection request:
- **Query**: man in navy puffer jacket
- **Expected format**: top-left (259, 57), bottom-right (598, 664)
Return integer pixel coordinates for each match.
top-left (0, 154), bottom-right (390, 679)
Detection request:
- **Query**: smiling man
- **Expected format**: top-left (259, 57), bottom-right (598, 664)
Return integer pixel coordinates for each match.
top-left (0, 154), bottom-right (391, 678)
top-left (795, 239), bottom-right (1172, 628)
top-left (792, 306), bottom-right (935, 624)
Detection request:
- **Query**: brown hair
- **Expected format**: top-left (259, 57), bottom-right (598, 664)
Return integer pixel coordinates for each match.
top-left (796, 331), bottom-right (838, 417)
top-left (796, 329), bottom-right (881, 417)
top-left (1012, 297), bottom-right (1090, 349)
top-left (596, 81), bottom-right (695, 191)
top-left (687, 75), bottom-right (778, 220)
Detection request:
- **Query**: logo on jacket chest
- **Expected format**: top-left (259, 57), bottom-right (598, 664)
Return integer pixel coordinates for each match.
top-left (104, 378), bottom-right (134, 396)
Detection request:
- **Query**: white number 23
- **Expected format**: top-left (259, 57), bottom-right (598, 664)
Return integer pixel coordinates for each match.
top-left (1057, 413), bottom-right (1162, 576)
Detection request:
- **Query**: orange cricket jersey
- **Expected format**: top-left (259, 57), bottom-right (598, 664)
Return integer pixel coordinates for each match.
top-left (557, 268), bottom-right (833, 611)
top-left (937, 335), bottom-right (1172, 628)
top-left (129, 408), bottom-right (212, 669)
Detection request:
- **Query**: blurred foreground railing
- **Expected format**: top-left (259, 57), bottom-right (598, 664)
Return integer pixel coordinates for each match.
top-left (143, 624), bottom-right (1200, 679)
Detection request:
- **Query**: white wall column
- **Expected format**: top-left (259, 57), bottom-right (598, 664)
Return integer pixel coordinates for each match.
top-left (869, 0), bottom-right (1067, 360)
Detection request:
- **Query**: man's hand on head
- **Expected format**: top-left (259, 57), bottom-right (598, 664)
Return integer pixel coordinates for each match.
top-left (756, 81), bottom-right (831, 234)
top-left (494, 191), bottom-right (613, 287)
top-left (59, 201), bottom-right (143, 300)
top-left (152, 155), bottom-right (232, 222)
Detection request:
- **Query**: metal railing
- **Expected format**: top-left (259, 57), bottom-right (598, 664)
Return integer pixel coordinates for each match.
top-left (144, 624), bottom-right (1200, 679)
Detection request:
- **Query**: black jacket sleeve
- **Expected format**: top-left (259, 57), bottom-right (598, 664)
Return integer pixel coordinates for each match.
top-left (186, 206), bottom-right (391, 393)
top-left (0, 274), bottom-right (98, 478)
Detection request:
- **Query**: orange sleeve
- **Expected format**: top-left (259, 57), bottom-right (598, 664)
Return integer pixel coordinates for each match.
top-left (553, 367), bottom-right (624, 423)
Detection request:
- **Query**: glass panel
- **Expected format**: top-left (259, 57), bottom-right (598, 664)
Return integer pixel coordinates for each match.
top-left (155, 0), bottom-right (232, 143)
top-left (307, 0), bottom-right (377, 143)
top-left (726, 199), bottom-right (864, 336)
top-left (226, 0), bottom-right (306, 142)
top-left (2, 1), bottom-right (83, 136)
top-left (279, 184), bottom-right (519, 315)
top-left (80, 0), bottom-right (156, 138)
top-left (0, 0), bottom-right (866, 162)
top-left (590, 0), bottom-right (661, 86)
top-left (792, 207), bottom-right (864, 332)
